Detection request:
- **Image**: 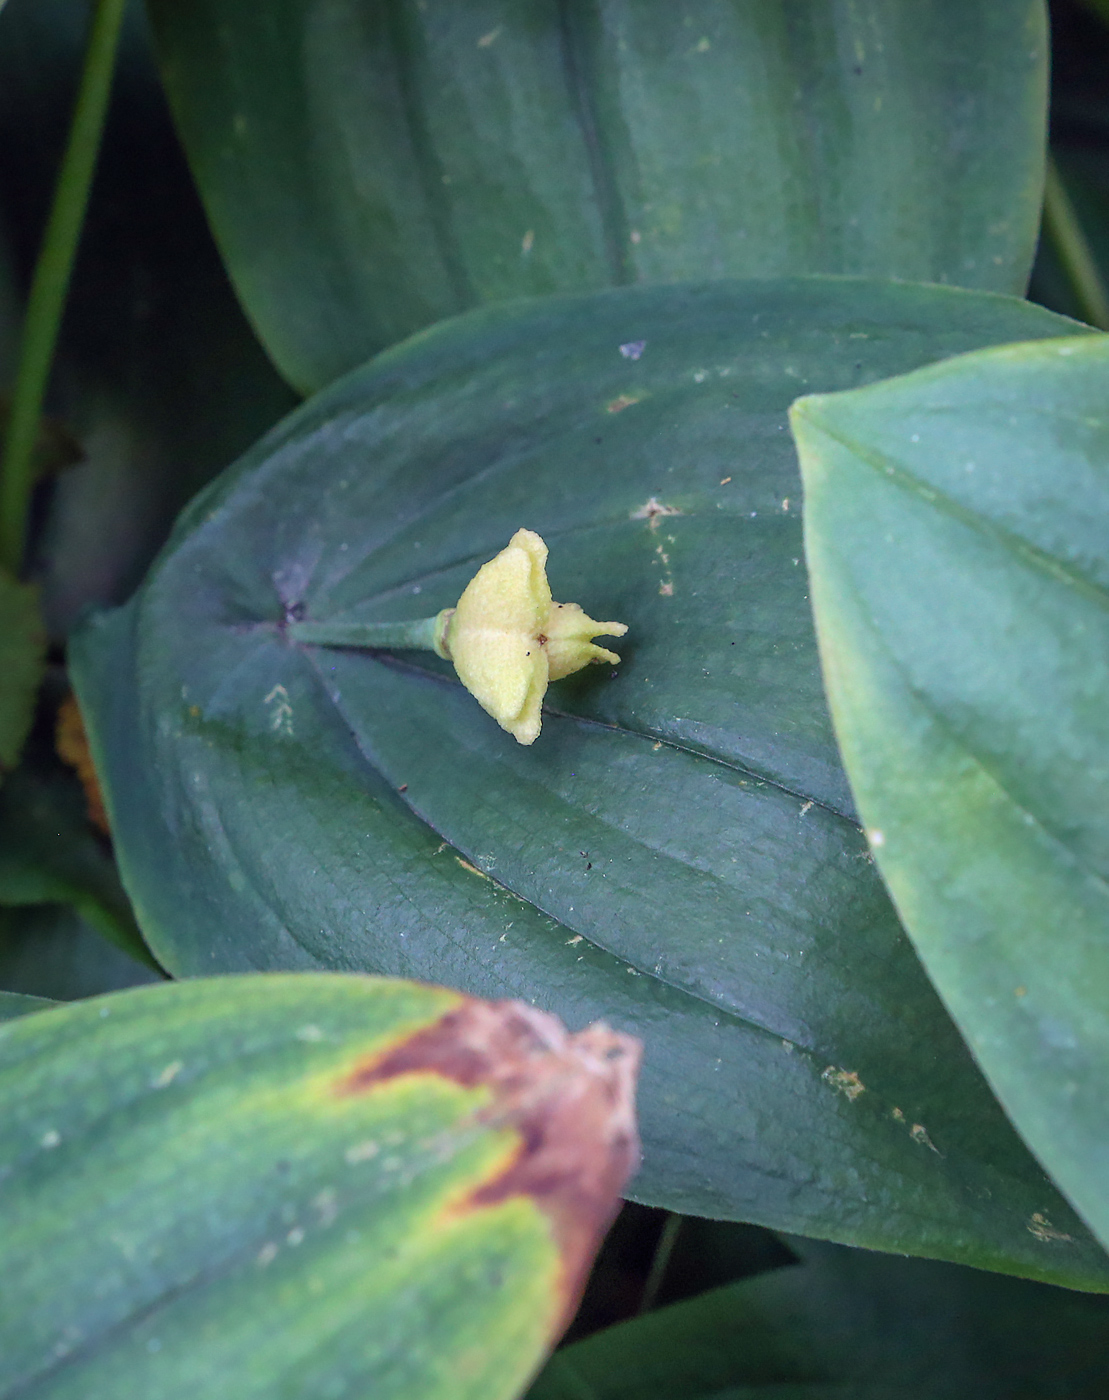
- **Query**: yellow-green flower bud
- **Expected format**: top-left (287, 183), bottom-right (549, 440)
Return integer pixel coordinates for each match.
top-left (435, 529), bottom-right (627, 745)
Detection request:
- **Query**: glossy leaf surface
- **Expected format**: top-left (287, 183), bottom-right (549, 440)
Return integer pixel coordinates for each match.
top-left (792, 335), bottom-right (1109, 1249)
top-left (0, 974), bottom-right (638, 1400)
top-left (71, 279), bottom-right (1108, 1285)
top-left (147, 0), bottom-right (1047, 390)
top-left (529, 1238), bottom-right (1109, 1399)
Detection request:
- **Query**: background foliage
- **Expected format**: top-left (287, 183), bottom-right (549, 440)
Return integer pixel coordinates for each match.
top-left (1, 1), bottom-right (1108, 1397)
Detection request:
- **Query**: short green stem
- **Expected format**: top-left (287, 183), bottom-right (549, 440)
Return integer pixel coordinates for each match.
top-left (1042, 154), bottom-right (1109, 333)
top-left (288, 612), bottom-right (450, 655)
top-left (0, 0), bottom-right (128, 575)
top-left (637, 1213), bottom-right (682, 1315)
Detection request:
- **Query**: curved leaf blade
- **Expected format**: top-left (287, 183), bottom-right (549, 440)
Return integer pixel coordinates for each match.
top-left (71, 279), bottom-right (1108, 1285)
top-left (0, 974), bottom-right (638, 1400)
top-left (0, 990), bottom-right (55, 1022)
top-left (0, 762), bottom-right (157, 970)
top-left (528, 1238), bottom-right (1109, 1400)
top-left (792, 335), bottom-right (1109, 1249)
top-left (147, 0), bottom-right (1047, 389)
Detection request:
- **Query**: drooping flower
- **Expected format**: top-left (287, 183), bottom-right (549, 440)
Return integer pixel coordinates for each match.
top-left (434, 529), bottom-right (627, 745)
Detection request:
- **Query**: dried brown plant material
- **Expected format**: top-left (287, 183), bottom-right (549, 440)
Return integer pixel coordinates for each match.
top-left (340, 996), bottom-right (641, 1330)
top-left (56, 692), bottom-right (109, 835)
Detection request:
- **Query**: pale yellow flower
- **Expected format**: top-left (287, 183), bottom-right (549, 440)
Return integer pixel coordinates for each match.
top-left (434, 529), bottom-right (627, 744)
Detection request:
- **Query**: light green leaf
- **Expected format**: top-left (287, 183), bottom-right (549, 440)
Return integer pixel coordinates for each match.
top-left (147, 0), bottom-right (1047, 390)
top-left (0, 973), bottom-right (638, 1400)
top-left (71, 278), bottom-right (1108, 1285)
top-left (792, 333), bottom-right (1109, 1250)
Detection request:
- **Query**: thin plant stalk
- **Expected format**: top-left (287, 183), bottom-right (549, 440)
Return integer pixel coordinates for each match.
top-left (1042, 153), bottom-right (1109, 333)
top-left (0, 0), bottom-right (128, 575)
top-left (637, 1213), bottom-right (682, 1315)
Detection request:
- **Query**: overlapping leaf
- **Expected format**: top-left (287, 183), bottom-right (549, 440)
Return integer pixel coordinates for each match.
top-left (148, 0), bottom-right (1047, 389)
top-left (0, 974), bottom-right (638, 1400)
top-left (72, 278), bottom-right (1108, 1284)
top-left (529, 1238), bottom-right (1109, 1399)
top-left (792, 334), bottom-right (1109, 1249)
top-left (0, 762), bottom-right (155, 968)
top-left (0, 990), bottom-right (54, 1023)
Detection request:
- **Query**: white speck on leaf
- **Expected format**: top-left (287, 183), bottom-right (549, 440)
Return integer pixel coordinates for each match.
top-left (152, 1060), bottom-right (183, 1089)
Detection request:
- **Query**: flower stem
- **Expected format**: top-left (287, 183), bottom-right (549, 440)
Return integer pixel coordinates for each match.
top-left (0, 0), bottom-right (128, 575)
top-left (1042, 154), bottom-right (1109, 333)
top-left (637, 1213), bottom-right (683, 1315)
top-left (288, 614), bottom-right (447, 653)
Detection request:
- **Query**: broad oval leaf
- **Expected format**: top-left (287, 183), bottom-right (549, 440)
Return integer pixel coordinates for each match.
top-left (0, 974), bottom-right (639, 1399)
top-left (791, 335), bottom-right (1109, 1251)
top-left (71, 278), bottom-right (1109, 1286)
top-left (147, 0), bottom-right (1047, 390)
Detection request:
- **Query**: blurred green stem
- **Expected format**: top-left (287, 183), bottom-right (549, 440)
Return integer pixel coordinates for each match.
top-left (1042, 154), bottom-right (1109, 333)
top-left (638, 1213), bottom-right (682, 1315)
top-left (0, 0), bottom-right (127, 575)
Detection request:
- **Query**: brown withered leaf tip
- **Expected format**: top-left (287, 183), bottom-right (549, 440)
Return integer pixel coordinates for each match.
top-left (342, 997), bottom-right (641, 1329)
top-left (56, 693), bottom-right (109, 836)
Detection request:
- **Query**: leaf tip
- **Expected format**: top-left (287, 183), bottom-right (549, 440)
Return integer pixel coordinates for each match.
top-left (340, 997), bottom-right (641, 1327)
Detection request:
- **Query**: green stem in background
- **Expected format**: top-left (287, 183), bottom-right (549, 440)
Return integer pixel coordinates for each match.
top-left (1042, 154), bottom-right (1109, 334)
top-left (288, 613), bottom-right (449, 654)
top-left (637, 1213), bottom-right (683, 1316)
top-left (0, 0), bottom-right (128, 575)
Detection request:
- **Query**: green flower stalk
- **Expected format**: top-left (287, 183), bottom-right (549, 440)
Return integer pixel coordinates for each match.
top-left (289, 529), bottom-right (627, 744)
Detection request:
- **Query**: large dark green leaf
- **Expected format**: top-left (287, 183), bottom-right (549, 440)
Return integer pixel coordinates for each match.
top-left (791, 334), bottom-right (1109, 1250)
top-left (529, 1238), bottom-right (1109, 1399)
top-left (72, 279), bottom-right (1108, 1286)
top-left (147, 0), bottom-right (1047, 391)
top-left (0, 973), bottom-right (638, 1399)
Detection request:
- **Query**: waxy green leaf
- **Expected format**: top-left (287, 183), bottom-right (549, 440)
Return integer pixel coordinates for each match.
top-left (72, 278), bottom-right (1108, 1286)
top-left (147, 0), bottom-right (1047, 390)
top-left (0, 974), bottom-right (639, 1400)
top-left (529, 1237), bottom-right (1109, 1399)
top-left (792, 334), bottom-right (1109, 1250)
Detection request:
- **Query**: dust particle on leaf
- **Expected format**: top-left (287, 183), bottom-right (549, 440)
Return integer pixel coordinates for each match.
top-left (822, 1066), bottom-right (865, 1101)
